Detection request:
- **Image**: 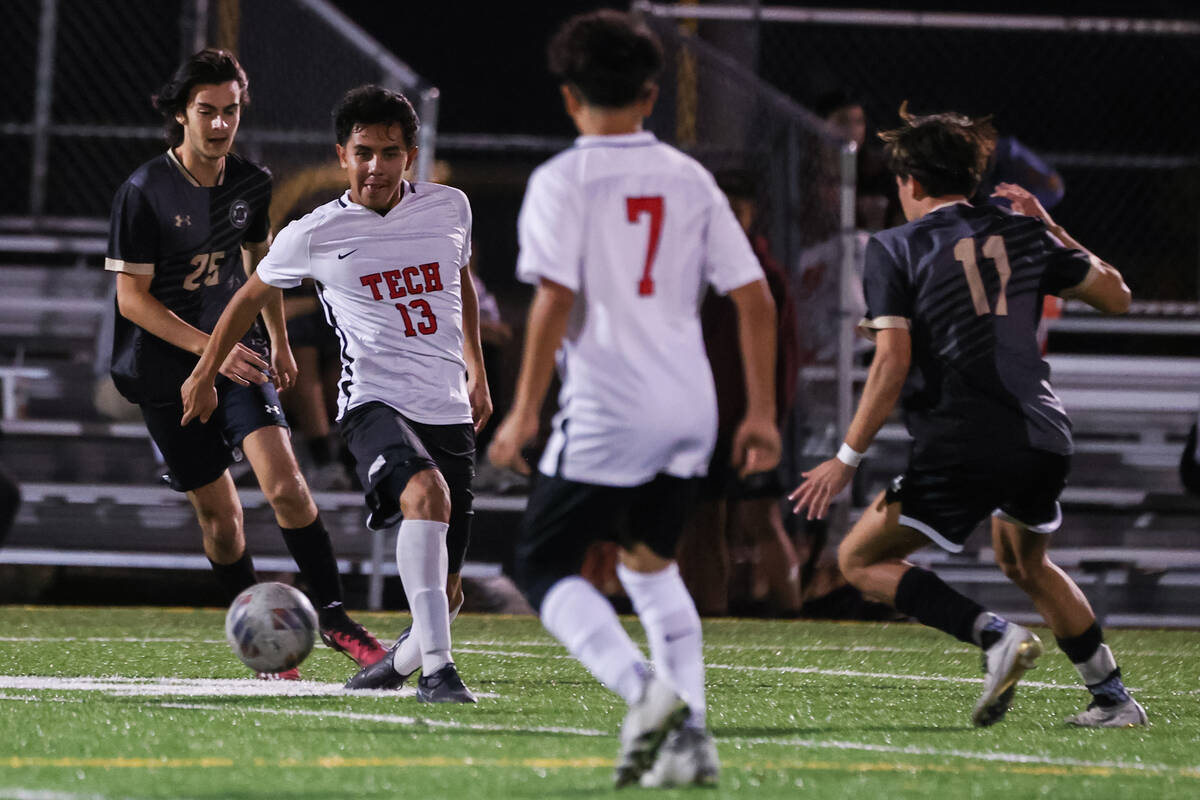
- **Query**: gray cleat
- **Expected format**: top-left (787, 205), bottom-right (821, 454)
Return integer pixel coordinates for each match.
top-left (1066, 697), bottom-right (1148, 728)
top-left (973, 623), bottom-right (1043, 727)
top-left (613, 674), bottom-right (690, 789)
top-left (416, 663), bottom-right (477, 703)
top-left (639, 725), bottom-right (720, 788)
top-left (344, 627), bottom-right (414, 691)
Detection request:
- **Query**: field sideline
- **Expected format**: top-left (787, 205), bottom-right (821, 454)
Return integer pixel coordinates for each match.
top-left (0, 607), bottom-right (1195, 799)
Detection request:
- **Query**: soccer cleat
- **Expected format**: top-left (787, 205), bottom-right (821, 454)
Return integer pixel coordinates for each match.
top-left (416, 663), bottom-right (477, 704)
top-left (639, 725), bottom-right (719, 788)
top-left (973, 623), bottom-right (1043, 727)
top-left (613, 674), bottom-right (690, 788)
top-left (319, 612), bottom-right (388, 669)
top-left (256, 668), bottom-right (301, 681)
top-left (344, 628), bottom-right (416, 691)
top-left (1066, 697), bottom-right (1148, 728)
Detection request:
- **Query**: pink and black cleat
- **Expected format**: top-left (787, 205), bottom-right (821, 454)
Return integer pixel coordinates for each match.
top-left (320, 612), bottom-right (388, 669)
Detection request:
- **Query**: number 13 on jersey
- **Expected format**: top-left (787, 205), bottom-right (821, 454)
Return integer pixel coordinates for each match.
top-left (626, 196), bottom-right (664, 296)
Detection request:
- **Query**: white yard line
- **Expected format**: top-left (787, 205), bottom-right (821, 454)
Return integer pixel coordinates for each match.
top-left (0, 676), bottom-right (497, 700)
top-left (156, 701), bottom-right (607, 737)
top-left (728, 735), bottom-right (1198, 775)
top-left (0, 790), bottom-right (111, 800)
top-left (704, 662), bottom-right (1091, 691)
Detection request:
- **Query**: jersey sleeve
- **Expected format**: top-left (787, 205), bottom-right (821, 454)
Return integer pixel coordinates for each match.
top-left (459, 192), bottom-right (473, 267)
top-left (858, 235), bottom-right (913, 340)
top-left (1039, 230), bottom-right (1094, 296)
top-left (516, 165), bottom-right (584, 290)
top-left (254, 219), bottom-right (310, 289)
top-left (105, 182), bottom-right (158, 276)
top-left (244, 176), bottom-right (272, 245)
top-left (703, 184), bottom-right (765, 295)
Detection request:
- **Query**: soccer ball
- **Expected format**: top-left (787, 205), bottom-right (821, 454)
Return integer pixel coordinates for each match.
top-left (224, 582), bottom-right (318, 673)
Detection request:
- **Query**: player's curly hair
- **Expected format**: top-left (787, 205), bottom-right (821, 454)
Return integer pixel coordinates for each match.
top-left (152, 49), bottom-right (249, 148)
top-left (879, 101), bottom-right (996, 197)
top-left (333, 85), bottom-right (420, 149)
top-left (548, 10), bottom-right (663, 108)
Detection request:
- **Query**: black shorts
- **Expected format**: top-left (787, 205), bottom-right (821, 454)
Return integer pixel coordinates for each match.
top-left (141, 380), bottom-right (288, 493)
top-left (286, 310), bottom-right (339, 357)
top-left (886, 448), bottom-right (1069, 552)
top-left (515, 473), bottom-right (699, 610)
top-left (339, 402), bottom-right (475, 572)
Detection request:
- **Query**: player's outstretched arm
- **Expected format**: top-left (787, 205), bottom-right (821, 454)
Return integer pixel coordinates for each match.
top-left (460, 265), bottom-right (493, 433)
top-left (181, 273), bottom-right (278, 425)
top-left (116, 272), bottom-right (214, 358)
top-left (992, 182), bottom-right (1130, 313)
top-left (243, 241), bottom-right (296, 392)
top-left (789, 327), bottom-right (910, 520)
top-left (487, 278), bottom-right (575, 475)
top-left (727, 279), bottom-right (781, 477)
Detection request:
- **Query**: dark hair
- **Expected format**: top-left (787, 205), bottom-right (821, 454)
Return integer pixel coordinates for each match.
top-left (333, 85), bottom-right (419, 148)
top-left (548, 10), bottom-right (663, 108)
top-left (152, 48), bottom-right (249, 147)
top-left (814, 88), bottom-right (862, 120)
top-left (878, 101), bottom-right (996, 197)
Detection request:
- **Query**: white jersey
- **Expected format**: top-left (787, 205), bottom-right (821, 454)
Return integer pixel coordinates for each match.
top-left (517, 131), bottom-right (764, 486)
top-left (256, 182), bottom-right (473, 425)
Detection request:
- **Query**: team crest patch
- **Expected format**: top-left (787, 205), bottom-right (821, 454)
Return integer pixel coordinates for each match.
top-left (229, 199), bottom-right (251, 229)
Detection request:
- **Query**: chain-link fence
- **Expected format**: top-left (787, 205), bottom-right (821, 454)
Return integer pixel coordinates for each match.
top-left (640, 11), bottom-right (858, 481)
top-left (640, 3), bottom-right (1200, 301)
top-left (1, 0), bottom-right (435, 233)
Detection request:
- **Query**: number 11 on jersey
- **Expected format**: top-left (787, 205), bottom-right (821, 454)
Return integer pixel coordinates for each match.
top-left (626, 196), bottom-right (664, 296)
top-left (954, 235), bottom-right (1012, 316)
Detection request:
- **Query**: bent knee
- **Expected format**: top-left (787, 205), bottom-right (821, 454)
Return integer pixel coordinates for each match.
top-left (400, 469), bottom-right (451, 522)
top-left (261, 473), bottom-right (314, 517)
top-left (837, 540), bottom-right (868, 586)
top-left (996, 555), bottom-right (1045, 588)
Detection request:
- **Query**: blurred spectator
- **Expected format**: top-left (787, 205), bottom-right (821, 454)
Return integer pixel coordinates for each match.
top-left (814, 88), bottom-right (901, 231)
top-left (975, 135), bottom-right (1065, 211)
top-left (674, 171), bottom-right (802, 616)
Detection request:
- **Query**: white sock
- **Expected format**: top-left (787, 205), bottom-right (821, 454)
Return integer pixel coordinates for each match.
top-left (541, 576), bottom-right (647, 704)
top-left (393, 592), bottom-right (463, 676)
top-left (617, 561), bottom-right (706, 728)
top-left (1073, 643), bottom-right (1119, 686)
top-left (395, 520), bottom-right (452, 675)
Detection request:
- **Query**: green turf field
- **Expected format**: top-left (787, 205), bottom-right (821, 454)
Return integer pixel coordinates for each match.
top-left (0, 607), bottom-right (1194, 799)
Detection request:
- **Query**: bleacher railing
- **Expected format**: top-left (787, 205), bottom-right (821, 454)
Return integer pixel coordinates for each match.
top-left (2, 0), bottom-right (437, 233)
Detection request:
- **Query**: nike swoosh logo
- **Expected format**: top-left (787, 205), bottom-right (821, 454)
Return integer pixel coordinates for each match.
top-left (337, 249), bottom-right (358, 259)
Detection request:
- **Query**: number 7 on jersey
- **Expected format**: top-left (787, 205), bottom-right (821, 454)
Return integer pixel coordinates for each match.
top-left (626, 196), bottom-right (664, 296)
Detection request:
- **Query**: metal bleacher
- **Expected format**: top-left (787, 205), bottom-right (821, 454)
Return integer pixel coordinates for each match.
top-left (3, 227), bottom-right (1199, 622)
top-left (0, 231), bottom-right (525, 610)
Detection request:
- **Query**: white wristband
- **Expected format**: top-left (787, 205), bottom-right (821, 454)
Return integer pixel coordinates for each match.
top-left (836, 443), bottom-right (864, 467)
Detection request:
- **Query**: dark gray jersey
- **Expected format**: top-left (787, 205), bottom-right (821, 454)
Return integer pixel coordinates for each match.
top-left (861, 202), bottom-right (1092, 464)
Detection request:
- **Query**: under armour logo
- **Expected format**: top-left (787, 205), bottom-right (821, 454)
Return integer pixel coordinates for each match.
top-left (265, 404), bottom-right (281, 415)
top-left (175, 214), bottom-right (191, 228)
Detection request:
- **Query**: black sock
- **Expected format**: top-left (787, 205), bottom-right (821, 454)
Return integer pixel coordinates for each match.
top-left (307, 436), bottom-right (334, 467)
top-left (1056, 622), bottom-right (1104, 664)
top-left (208, 551), bottom-right (258, 602)
top-left (1057, 622), bottom-right (1128, 707)
top-left (280, 516), bottom-right (344, 609)
top-left (893, 566), bottom-right (987, 647)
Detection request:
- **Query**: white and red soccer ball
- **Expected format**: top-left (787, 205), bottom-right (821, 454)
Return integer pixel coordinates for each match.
top-left (224, 582), bottom-right (317, 673)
